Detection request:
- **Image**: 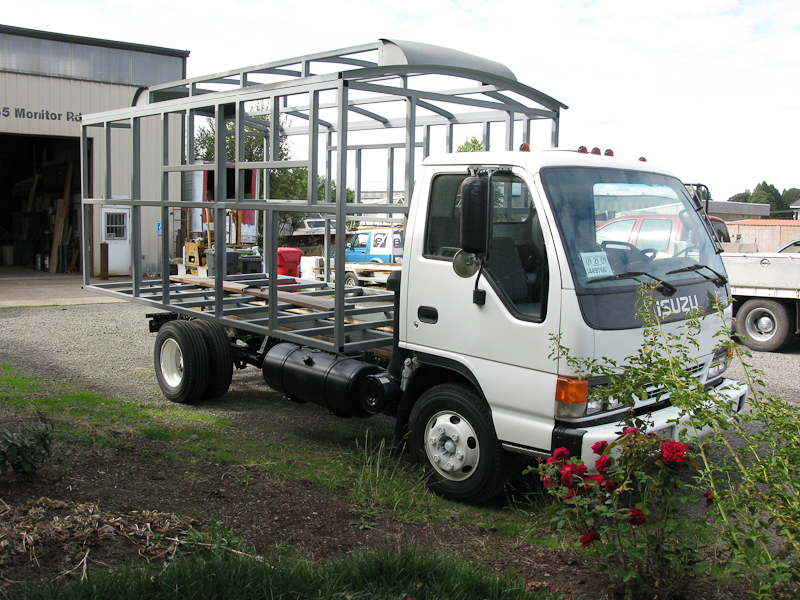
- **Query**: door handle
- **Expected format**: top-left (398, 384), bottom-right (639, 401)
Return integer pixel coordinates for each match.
top-left (417, 306), bottom-right (438, 324)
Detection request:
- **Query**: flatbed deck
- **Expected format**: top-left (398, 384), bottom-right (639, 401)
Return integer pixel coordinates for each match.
top-left (84, 273), bottom-right (395, 355)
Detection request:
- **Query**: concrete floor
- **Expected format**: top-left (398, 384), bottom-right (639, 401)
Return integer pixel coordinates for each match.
top-left (0, 266), bottom-right (126, 308)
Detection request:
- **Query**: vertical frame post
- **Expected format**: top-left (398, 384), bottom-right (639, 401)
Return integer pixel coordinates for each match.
top-left (386, 147), bottom-right (394, 205)
top-left (161, 113), bottom-right (171, 304)
top-left (551, 108), bottom-right (560, 148)
top-left (308, 90), bottom-right (320, 204)
top-left (404, 96), bottom-right (416, 207)
top-left (131, 116), bottom-right (142, 297)
top-left (333, 81), bottom-right (349, 353)
top-left (80, 125), bottom-right (92, 285)
top-left (505, 112), bottom-right (514, 151)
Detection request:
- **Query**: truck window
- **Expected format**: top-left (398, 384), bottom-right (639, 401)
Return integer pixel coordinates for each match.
top-left (596, 219), bottom-right (635, 246)
top-left (637, 218), bottom-right (672, 253)
top-left (424, 173), bottom-right (467, 259)
top-left (485, 174), bottom-right (548, 320)
top-left (423, 172), bottom-right (548, 321)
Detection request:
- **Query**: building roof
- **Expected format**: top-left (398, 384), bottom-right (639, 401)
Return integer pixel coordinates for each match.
top-left (0, 24), bottom-right (189, 58)
top-left (727, 219), bottom-right (800, 226)
top-left (706, 200), bottom-right (770, 217)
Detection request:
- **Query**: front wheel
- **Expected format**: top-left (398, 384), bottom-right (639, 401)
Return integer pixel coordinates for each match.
top-left (408, 384), bottom-right (508, 503)
top-left (736, 299), bottom-right (794, 352)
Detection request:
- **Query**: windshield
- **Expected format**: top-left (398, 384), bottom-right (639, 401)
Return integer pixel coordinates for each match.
top-left (540, 167), bottom-right (727, 328)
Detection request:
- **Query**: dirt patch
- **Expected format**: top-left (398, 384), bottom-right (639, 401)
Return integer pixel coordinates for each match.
top-left (0, 436), bottom-right (746, 600)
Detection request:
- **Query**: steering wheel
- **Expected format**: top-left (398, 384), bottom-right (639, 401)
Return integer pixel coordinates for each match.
top-left (600, 240), bottom-right (657, 269)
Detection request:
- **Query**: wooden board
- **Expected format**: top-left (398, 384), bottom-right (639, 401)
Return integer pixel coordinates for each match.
top-left (169, 274), bottom-right (336, 312)
top-left (48, 162), bottom-right (74, 273)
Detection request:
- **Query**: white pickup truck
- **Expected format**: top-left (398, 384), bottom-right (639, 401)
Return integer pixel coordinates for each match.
top-left (723, 250), bottom-right (800, 351)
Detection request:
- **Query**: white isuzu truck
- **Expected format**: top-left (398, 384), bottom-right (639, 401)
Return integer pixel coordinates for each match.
top-left (80, 39), bottom-right (747, 503)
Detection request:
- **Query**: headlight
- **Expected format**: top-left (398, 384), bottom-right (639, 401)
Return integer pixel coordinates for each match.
top-left (585, 395), bottom-right (624, 416)
top-left (708, 346), bottom-right (733, 380)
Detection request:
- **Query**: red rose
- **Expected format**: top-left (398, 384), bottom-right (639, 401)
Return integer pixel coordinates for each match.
top-left (560, 463), bottom-right (588, 488)
top-left (626, 508), bottom-right (647, 526)
top-left (542, 475), bottom-right (553, 488)
top-left (623, 427), bottom-right (639, 435)
top-left (580, 531), bottom-right (600, 547)
top-left (600, 478), bottom-right (618, 492)
top-left (595, 455), bottom-right (610, 473)
top-left (591, 440), bottom-right (608, 455)
top-left (553, 447), bottom-right (571, 462)
top-left (583, 474), bottom-right (605, 493)
top-left (661, 441), bottom-right (689, 468)
top-left (703, 491), bottom-right (714, 505)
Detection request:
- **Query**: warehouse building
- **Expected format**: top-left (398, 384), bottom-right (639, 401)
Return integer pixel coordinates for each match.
top-left (0, 24), bottom-right (188, 275)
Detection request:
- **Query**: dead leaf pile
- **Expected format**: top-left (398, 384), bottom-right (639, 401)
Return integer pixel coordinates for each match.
top-left (0, 497), bottom-right (196, 568)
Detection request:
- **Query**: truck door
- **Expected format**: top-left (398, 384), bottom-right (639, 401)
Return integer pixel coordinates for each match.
top-left (403, 170), bottom-right (562, 453)
top-left (346, 232), bottom-right (370, 262)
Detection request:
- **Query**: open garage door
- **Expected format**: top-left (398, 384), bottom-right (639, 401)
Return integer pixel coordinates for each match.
top-left (0, 134), bottom-right (83, 273)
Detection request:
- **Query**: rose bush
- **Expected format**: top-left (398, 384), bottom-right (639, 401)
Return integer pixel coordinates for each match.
top-left (532, 428), bottom-right (710, 600)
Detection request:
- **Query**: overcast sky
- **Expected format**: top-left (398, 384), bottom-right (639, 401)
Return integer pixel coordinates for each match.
top-left (5, 0), bottom-right (799, 202)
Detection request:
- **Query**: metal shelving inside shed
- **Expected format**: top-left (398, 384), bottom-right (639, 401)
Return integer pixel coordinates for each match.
top-left (80, 38), bottom-right (566, 355)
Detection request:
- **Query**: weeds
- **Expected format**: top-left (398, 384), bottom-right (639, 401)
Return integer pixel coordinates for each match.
top-left (0, 419), bottom-right (53, 479)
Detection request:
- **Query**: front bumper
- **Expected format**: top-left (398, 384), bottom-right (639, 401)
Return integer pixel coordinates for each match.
top-left (565, 378), bottom-right (748, 467)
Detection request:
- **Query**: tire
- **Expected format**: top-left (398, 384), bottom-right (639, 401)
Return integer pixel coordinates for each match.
top-left (154, 320), bottom-right (210, 404)
top-left (736, 299), bottom-right (794, 352)
top-left (194, 320), bottom-right (234, 400)
top-left (408, 383), bottom-right (508, 503)
top-left (344, 272), bottom-right (359, 287)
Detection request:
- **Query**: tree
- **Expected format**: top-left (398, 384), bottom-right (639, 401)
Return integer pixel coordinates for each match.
top-left (193, 109), bottom-right (354, 235)
top-left (457, 136), bottom-right (483, 152)
top-left (728, 191), bottom-right (751, 203)
top-left (728, 182), bottom-right (795, 217)
top-left (782, 188), bottom-right (800, 210)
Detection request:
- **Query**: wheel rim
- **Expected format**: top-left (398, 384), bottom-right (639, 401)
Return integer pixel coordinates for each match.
top-left (745, 308), bottom-right (777, 342)
top-left (160, 338), bottom-right (184, 388)
top-left (423, 410), bottom-right (480, 481)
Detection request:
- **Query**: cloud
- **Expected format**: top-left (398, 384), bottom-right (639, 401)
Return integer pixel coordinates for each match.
top-left (3, 0), bottom-right (798, 199)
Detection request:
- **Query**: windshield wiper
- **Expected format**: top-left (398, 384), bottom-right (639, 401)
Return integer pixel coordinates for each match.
top-left (586, 271), bottom-right (677, 295)
top-left (666, 264), bottom-right (727, 287)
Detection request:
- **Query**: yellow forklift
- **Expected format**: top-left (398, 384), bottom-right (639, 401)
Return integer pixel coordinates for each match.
top-left (183, 209), bottom-right (246, 275)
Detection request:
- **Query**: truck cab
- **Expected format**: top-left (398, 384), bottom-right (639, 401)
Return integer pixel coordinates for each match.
top-left (344, 227), bottom-right (404, 263)
top-left (398, 150), bottom-right (746, 501)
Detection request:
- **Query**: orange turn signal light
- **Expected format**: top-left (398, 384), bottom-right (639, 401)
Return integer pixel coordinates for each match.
top-left (577, 146), bottom-right (588, 153)
top-left (556, 377), bottom-right (589, 405)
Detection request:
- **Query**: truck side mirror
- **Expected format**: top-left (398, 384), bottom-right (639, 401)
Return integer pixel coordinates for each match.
top-left (460, 176), bottom-right (490, 256)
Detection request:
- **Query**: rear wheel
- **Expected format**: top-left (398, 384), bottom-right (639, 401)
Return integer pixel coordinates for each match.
top-left (408, 384), bottom-right (508, 503)
top-left (736, 299), bottom-right (794, 352)
top-left (344, 272), bottom-right (359, 287)
top-left (194, 320), bottom-right (234, 400)
top-left (154, 320), bottom-right (209, 404)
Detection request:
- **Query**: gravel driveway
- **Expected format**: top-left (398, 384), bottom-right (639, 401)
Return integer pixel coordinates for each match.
top-left (1, 300), bottom-right (797, 440)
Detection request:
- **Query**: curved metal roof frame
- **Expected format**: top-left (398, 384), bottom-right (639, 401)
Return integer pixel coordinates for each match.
top-left (144, 38), bottom-right (566, 115)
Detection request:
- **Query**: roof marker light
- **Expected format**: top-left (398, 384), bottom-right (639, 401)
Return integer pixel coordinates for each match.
top-left (519, 143), bottom-right (530, 152)
top-left (577, 146), bottom-right (588, 153)
top-left (604, 149), bottom-right (614, 156)
top-left (591, 147), bottom-right (602, 155)
top-left (638, 157), bottom-right (647, 162)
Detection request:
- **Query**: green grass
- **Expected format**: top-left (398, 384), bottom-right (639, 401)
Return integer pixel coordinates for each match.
top-left (0, 363), bottom-right (546, 536)
top-left (0, 363), bottom-right (567, 599)
top-left (16, 544), bottom-right (556, 600)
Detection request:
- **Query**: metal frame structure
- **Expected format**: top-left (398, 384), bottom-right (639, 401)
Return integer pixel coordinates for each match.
top-left (80, 38), bottom-right (566, 355)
